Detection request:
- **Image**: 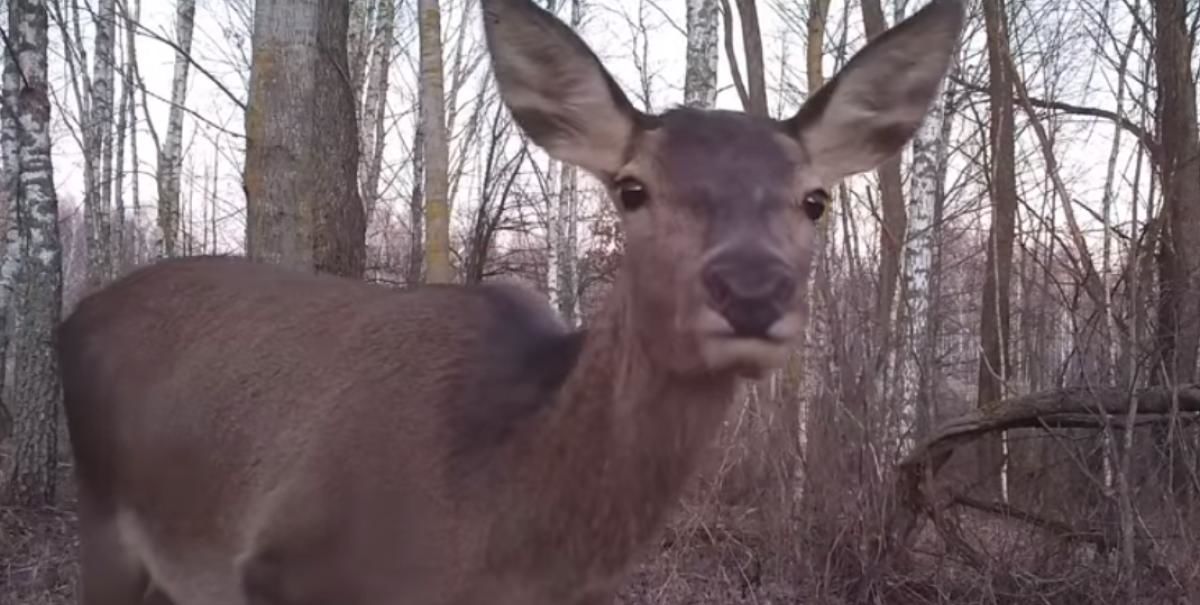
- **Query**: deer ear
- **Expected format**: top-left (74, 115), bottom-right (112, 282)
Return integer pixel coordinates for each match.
top-left (783, 0), bottom-right (964, 183)
top-left (482, 0), bottom-right (642, 176)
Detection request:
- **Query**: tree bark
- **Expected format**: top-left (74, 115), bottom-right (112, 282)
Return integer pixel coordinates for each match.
top-left (1, 0), bottom-right (65, 506)
top-left (407, 91), bottom-right (426, 286)
top-left (244, 0), bottom-right (367, 277)
top-left (347, 0), bottom-right (374, 102)
top-left (419, 0), bottom-right (452, 283)
top-left (733, 0), bottom-right (767, 116)
top-left (684, 0), bottom-right (719, 108)
top-left (902, 68), bottom-right (953, 439)
top-left (86, 0), bottom-right (116, 286)
top-left (1153, 0), bottom-right (1200, 385)
top-left (976, 0), bottom-right (1017, 497)
top-left (359, 0), bottom-right (395, 222)
top-left (805, 0), bottom-right (830, 96)
top-left (157, 0), bottom-right (195, 259)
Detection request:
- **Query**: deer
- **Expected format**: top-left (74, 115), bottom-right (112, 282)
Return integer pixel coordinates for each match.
top-left (56, 0), bottom-right (963, 603)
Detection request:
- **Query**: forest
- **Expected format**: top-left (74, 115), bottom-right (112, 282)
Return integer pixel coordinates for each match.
top-left (1, 0), bottom-right (1199, 603)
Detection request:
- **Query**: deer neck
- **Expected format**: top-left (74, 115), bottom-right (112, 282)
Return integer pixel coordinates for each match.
top-left (509, 277), bottom-right (738, 575)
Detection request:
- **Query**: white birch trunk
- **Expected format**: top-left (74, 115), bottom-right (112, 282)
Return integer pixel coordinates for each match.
top-left (157, 0), bottom-right (195, 258)
top-left (554, 0), bottom-right (585, 326)
top-left (683, 0), bottom-right (719, 108)
top-left (545, 157), bottom-right (561, 310)
top-left (2, 0), bottom-right (65, 506)
top-left (900, 74), bottom-right (951, 442)
top-left (124, 0), bottom-right (143, 264)
top-left (347, 0), bottom-right (374, 102)
top-left (86, 0), bottom-right (116, 285)
top-left (359, 0), bottom-right (395, 221)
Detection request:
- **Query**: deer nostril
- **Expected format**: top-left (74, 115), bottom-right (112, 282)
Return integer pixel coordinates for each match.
top-left (702, 259), bottom-right (796, 338)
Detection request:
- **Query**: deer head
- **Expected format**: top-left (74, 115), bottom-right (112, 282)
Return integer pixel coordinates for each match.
top-left (481, 0), bottom-right (964, 377)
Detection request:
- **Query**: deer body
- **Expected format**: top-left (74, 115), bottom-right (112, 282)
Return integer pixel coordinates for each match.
top-left (59, 0), bottom-right (963, 603)
top-left (61, 255), bottom-right (734, 604)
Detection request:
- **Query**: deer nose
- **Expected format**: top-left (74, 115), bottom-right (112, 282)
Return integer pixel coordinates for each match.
top-left (702, 256), bottom-right (796, 338)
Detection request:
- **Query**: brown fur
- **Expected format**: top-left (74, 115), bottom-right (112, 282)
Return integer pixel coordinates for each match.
top-left (58, 1), bottom-right (963, 603)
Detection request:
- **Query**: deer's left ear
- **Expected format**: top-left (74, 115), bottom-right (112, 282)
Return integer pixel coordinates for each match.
top-left (482, 0), bottom-right (644, 177)
top-left (782, 0), bottom-right (964, 183)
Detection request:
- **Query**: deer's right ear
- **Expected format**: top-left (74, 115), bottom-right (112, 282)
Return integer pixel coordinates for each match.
top-left (782, 0), bottom-right (964, 184)
top-left (482, 0), bottom-right (641, 176)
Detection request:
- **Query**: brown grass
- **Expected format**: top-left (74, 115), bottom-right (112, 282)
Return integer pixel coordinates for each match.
top-left (0, 505), bottom-right (79, 605)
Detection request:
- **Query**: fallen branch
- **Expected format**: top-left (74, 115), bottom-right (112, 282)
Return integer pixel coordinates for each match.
top-left (854, 384), bottom-right (1200, 600)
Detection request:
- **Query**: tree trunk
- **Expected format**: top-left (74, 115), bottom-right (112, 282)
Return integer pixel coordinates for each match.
top-left (1, 0), bottom-right (65, 506)
top-left (419, 0), bottom-right (452, 283)
top-left (244, 0), bottom-right (367, 277)
top-left (1153, 0), bottom-right (1200, 385)
top-left (112, 28), bottom-right (131, 271)
top-left (359, 0), bottom-right (395, 222)
top-left (805, 0), bottom-right (830, 96)
top-left (1152, 0), bottom-right (1200, 501)
top-left (407, 91), bottom-right (426, 286)
top-left (347, 0), bottom-right (374, 102)
top-left (902, 68), bottom-right (953, 440)
top-left (683, 0), bottom-right (719, 108)
top-left (976, 0), bottom-right (1017, 498)
top-left (86, 0), bottom-right (116, 286)
top-left (554, 0), bottom-right (585, 325)
top-left (859, 0), bottom-right (906, 380)
top-left (733, 0), bottom-right (767, 116)
top-left (157, 0), bottom-right (195, 259)
top-left (124, 0), bottom-right (143, 264)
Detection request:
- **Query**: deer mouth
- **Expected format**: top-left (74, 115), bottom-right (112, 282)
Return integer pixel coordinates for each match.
top-left (693, 307), bottom-right (804, 374)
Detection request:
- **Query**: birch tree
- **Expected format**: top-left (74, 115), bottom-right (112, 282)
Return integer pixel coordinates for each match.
top-left (420, 0), bottom-right (452, 283)
top-left (157, 0), bottom-right (196, 258)
top-left (900, 25), bottom-right (956, 438)
top-left (85, 0), bottom-right (115, 285)
top-left (359, 0), bottom-right (395, 220)
top-left (156, 0), bottom-right (195, 258)
top-left (684, 0), bottom-right (719, 108)
top-left (408, 90), bottom-right (426, 286)
top-left (347, 0), bottom-right (374, 100)
top-left (554, 0), bottom-right (584, 325)
top-left (1, 0), bottom-right (65, 506)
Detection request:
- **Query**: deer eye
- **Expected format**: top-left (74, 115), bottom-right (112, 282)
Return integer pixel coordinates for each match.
top-left (615, 178), bottom-right (648, 212)
top-left (799, 189), bottom-right (829, 221)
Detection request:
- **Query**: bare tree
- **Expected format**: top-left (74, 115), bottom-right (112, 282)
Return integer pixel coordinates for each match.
top-left (733, 0), bottom-right (767, 116)
top-left (420, 0), bottom-right (452, 283)
top-left (359, 0), bottom-right (396, 221)
top-left (84, 0), bottom-right (116, 286)
top-left (408, 89), bottom-right (427, 286)
top-left (977, 0), bottom-right (1018, 498)
top-left (901, 35), bottom-right (956, 438)
top-left (244, 0), bottom-right (367, 277)
top-left (348, 0), bottom-right (374, 100)
top-left (156, 0), bottom-right (195, 259)
top-left (1152, 0), bottom-right (1200, 386)
top-left (1, 0), bottom-right (65, 506)
top-left (684, 0), bottom-right (719, 108)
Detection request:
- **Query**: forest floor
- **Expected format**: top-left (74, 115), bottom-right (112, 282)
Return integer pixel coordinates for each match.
top-left (0, 503), bottom-right (799, 605)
